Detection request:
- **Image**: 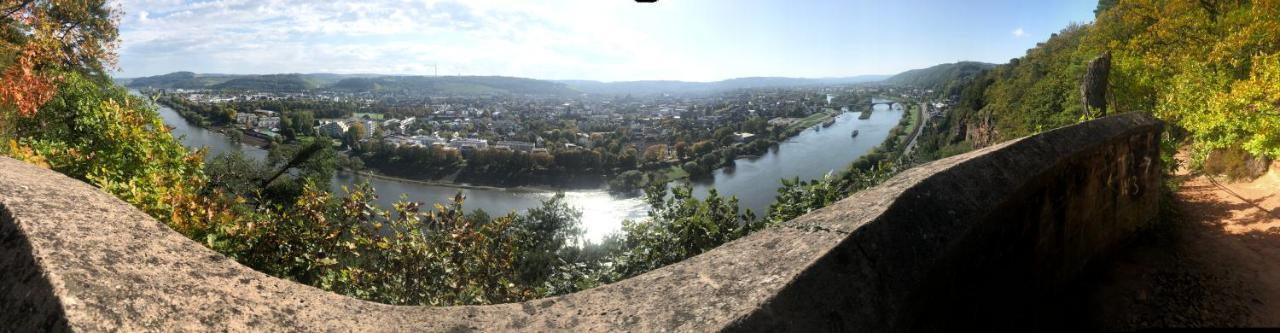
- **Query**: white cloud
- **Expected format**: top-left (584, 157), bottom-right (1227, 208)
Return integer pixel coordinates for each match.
top-left (115, 0), bottom-right (696, 80)
top-left (1012, 27), bottom-right (1026, 38)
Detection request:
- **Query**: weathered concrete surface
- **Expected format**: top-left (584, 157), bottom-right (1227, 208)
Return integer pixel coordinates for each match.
top-left (0, 113), bottom-right (1162, 332)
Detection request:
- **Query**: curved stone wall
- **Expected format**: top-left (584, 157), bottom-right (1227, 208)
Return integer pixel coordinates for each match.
top-left (0, 113), bottom-right (1162, 331)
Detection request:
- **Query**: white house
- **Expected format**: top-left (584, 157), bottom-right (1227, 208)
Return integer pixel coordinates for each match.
top-left (235, 113), bottom-right (259, 127)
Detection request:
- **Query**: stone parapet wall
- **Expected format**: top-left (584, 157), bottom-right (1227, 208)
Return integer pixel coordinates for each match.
top-left (0, 113), bottom-right (1162, 331)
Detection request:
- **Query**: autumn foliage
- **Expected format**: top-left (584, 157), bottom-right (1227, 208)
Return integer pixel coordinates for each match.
top-left (0, 44), bottom-right (56, 116)
top-left (921, 0), bottom-right (1280, 167)
top-left (2, 0), bottom-right (119, 117)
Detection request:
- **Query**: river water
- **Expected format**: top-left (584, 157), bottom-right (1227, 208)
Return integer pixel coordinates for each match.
top-left (154, 99), bottom-right (900, 242)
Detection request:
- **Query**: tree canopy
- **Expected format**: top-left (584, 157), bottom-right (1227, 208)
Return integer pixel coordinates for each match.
top-left (922, 0), bottom-right (1280, 163)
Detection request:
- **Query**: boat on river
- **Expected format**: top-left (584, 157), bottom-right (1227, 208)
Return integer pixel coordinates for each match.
top-left (851, 130), bottom-right (859, 138)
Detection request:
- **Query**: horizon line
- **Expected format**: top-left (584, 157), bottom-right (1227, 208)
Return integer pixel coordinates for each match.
top-left (113, 60), bottom-right (994, 83)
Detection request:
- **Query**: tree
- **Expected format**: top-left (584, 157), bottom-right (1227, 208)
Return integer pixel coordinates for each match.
top-left (290, 111), bottom-right (315, 136)
top-left (682, 161), bottom-right (700, 174)
top-left (608, 170), bottom-right (647, 194)
top-left (511, 194), bottom-right (583, 289)
top-left (1, 0), bottom-right (591, 309)
top-left (2, 0), bottom-right (120, 141)
top-left (6, 71), bottom-right (242, 242)
top-left (226, 129), bottom-right (243, 144)
top-left (642, 144), bottom-right (667, 164)
top-left (608, 185), bottom-right (759, 278)
top-left (692, 140), bottom-right (715, 156)
top-left (674, 141), bottom-right (689, 160)
top-left (617, 146), bottom-right (638, 169)
top-left (259, 139), bottom-right (337, 203)
top-left (279, 115), bottom-right (296, 139)
top-left (343, 122), bottom-right (365, 150)
top-left (1094, 0), bottom-right (1117, 16)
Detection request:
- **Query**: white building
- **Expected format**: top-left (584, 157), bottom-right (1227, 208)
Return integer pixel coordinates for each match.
top-left (383, 119), bottom-right (402, 134)
top-left (495, 141), bottom-right (536, 153)
top-left (362, 120), bottom-right (378, 139)
top-left (257, 117), bottom-right (280, 130)
top-left (235, 113), bottom-right (259, 127)
top-left (411, 135), bottom-right (447, 147)
top-left (318, 121), bottom-right (349, 138)
top-left (448, 138), bottom-right (488, 150)
top-left (399, 117), bottom-right (416, 134)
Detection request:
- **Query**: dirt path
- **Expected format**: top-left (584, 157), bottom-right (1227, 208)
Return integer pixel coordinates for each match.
top-left (1073, 163), bottom-right (1280, 329)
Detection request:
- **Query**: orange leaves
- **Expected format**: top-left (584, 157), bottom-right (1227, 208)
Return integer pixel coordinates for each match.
top-left (2, 0), bottom-right (123, 117)
top-left (0, 44), bottom-right (58, 116)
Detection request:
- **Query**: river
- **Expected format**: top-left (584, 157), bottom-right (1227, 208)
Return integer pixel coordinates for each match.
top-left (154, 99), bottom-right (900, 242)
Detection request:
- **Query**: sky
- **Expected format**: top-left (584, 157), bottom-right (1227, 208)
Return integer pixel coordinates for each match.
top-left (116, 0), bottom-right (1098, 82)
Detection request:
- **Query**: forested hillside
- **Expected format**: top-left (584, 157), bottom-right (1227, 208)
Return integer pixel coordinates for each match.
top-left (125, 72), bottom-right (578, 96)
top-left (883, 61), bottom-right (995, 97)
top-left (328, 75), bottom-right (577, 96)
top-left (126, 71), bottom-right (235, 89)
top-left (561, 75), bottom-right (889, 95)
top-left (916, 0), bottom-right (1280, 167)
top-left (211, 73), bottom-right (317, 92)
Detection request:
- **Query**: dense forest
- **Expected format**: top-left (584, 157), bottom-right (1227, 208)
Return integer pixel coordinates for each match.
top-left (882, 61), bottom-right (995, 98)
top-left (124, 71), bottom-right (235, 89)
top-left (914, 0), bottom-right (1280, 172)
top-left (211, 73), bottom-right (318, 92)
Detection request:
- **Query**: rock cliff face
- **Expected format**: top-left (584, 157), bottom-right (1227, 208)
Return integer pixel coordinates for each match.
top-left (1081, 51), bottom-right (1112, 118)
top-left (964, 112), bottom-right (999, 148)
top-left (1, 113), bottom-right (1162, 331)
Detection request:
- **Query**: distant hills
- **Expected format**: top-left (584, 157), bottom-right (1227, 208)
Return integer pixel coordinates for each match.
top-left (883, 61), bottom-right (996, 97)
top-left (118, 67), bottom-right (982, 96)
top-left (212, 74), bottom-right (319, 92)
top-left (122, 72), bottom-right (579, 96)
top-left (329, 76), bottom-right (576, 96)
top-left (124, 71), bottom-right (233, 90)
top-left (558, 75), bottom-right (889, 95)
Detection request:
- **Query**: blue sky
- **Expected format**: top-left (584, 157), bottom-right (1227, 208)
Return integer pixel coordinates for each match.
top-left (116, 0), bottom-right (1097, 81)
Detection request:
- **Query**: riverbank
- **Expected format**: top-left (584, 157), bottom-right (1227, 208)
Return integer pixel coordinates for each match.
top-left (154, 97), bottom-right (902, 241)
top-left (786, 108), bottom-right (840, 132)
top-left (356, 109), bottom-right (853, 192)
top-left (215, 126), bottom-right (272, 148)
top-left (149, 93), bottom-right (276, 150)
top-left (339, 168), bottom-right (584, 193)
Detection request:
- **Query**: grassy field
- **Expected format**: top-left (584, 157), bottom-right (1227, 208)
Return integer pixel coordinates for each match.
top-left (785, 109), bottom-right (838, 132)
top-left (664, 165), bottom-right (690, 180)
top-left (904, 105), bottom-right (919, 135)
top-left (892, 104), bottom-right (922, 154)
